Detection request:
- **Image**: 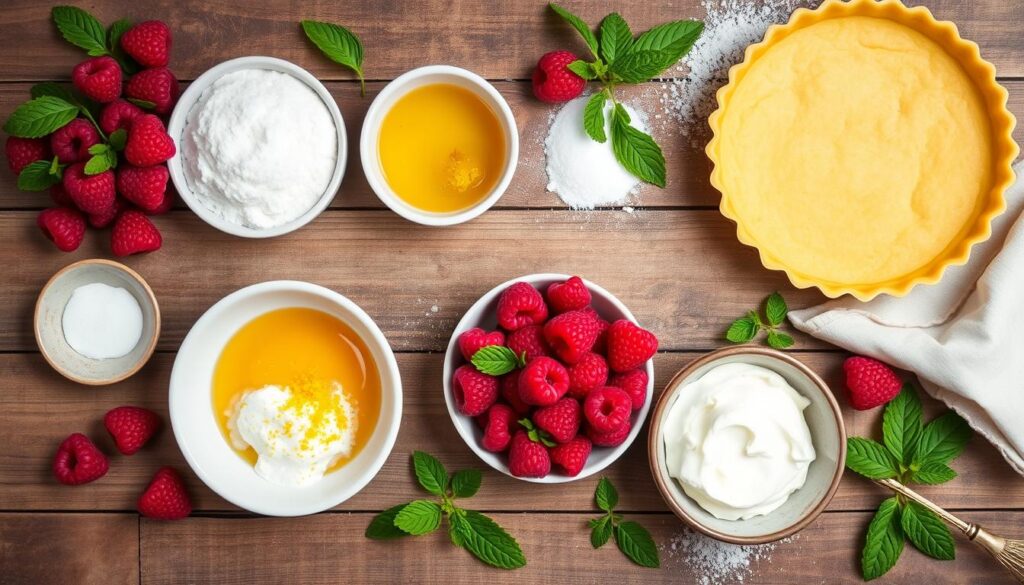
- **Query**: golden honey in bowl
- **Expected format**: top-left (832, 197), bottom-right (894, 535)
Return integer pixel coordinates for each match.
top-left (212, 307), bottom-right (381, 486)
top-left (378, 83), bottom-right (506, 213)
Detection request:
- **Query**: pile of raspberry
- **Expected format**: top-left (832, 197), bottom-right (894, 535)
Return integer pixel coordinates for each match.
top-left (451, 276), bottom-right (659, 479)
top-left (5, 21), bottom-right (178, 256)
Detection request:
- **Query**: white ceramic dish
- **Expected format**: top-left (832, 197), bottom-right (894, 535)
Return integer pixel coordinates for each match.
top-left (360, 65), bottom-right (518, 226)
top-left (166, 56), bottom-right (347, 238)
top-left (443, 273), bottom-right (654, 483)
top-left (169, 281), bottom-right (402, 516)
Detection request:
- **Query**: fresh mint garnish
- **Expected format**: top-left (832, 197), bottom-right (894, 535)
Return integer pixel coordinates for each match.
top-left (16, 160), bottom-right (61, 192)
top-left (725, 292), bottom-right (794, 349)
top-left (51, 7), bottom-right (137, 73)
top-left (471, 345), bottom-right (527, 376)
top-left (3, 96), bottom-right (79, 139)
top-left (587, 478), bottom-right (659, 568)
top-left (127, 98), bottom-right (156, 110)
top-left (518, 418), bottom-right (556, 448)
top-left (301, 20), bottom-right (366, 96)
top-left (900, 501), bottom-right (955, 560)
top-left (862, 497), bottom-right (904, 580)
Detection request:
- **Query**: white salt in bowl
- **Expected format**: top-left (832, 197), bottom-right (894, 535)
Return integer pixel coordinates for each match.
top-left (167, 56), bottom-right (347, 238)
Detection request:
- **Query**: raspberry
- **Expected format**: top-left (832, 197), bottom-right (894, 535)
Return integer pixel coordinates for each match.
top-left (138, 467), bottom-right (191, 520)
top-left (843, 356), bottom-right (902, 410)
top-left (111, 209), bottom-right (162, 256)
top-left (608, 369), bottom-right (649, 411)
top-left (116, 165), bottom-right (168, 212)
top-left (588, 417), bottom-right (632, 447)
top-left (144, 191), bottom-right (174, 215)
top-left (543, 310), bottom-right (601, 364)
top-left (99, 99), bottom-right (144, 134)
top-left (458, 327), bottom-right (505, 361)
top-left (546, 276), bottom-right (591, 313)
top-left (87, 197), bottom-right (123, 229)
top-left (52, 433), bottom-right (109, 485)
top-left (62, 162), bottom-right (115, 215)
top-left (50, 118), bottom-right (100, 164)
top-left (606, 320), bottom-right (658, 372)
top-left (71, 56), bottom-right (122, 103)
top-left (124, 114), bottom-right (176, 167)
top-left (532, 50), bottom-right (586, 103)
top-left (120, 21), bottom-right (172, 68)
top-left (104, 406), bottom-right (161, 455)
top-left (5, 136), bottom-right (48, 174)
top-left (497, 282), bottom-right (548, 331)
top-left (567, 352), bottom-right (608, 399)
top-left (518, 356), bottom-right (569, 406)
top-left (37, 207), bottom-right (85, 252)
top-left (532, 397), bottom-right (581, 444)
top-left (481, 403), bottom-right (516, 453)
top-left (508, 430), bottom-right (551, 478)
top-left (583, 387), bottom-right (632, 433)
top-left (452, 364), bottom-right (498, 416)
top-left (126, 67), bottom-right (179, 115)
top-left (550, 436), bottom-right (592, 476)
top-left (582, 307), bottom-right (611, 353)
top-left (506, 324), bottom-right (550, 362)
top-left (500, 370), bottom-right (531, 415)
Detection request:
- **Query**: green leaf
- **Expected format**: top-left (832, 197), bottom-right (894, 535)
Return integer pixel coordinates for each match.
top-left (49, 156), bottom-right (62, 177)
top-left (614, 521), bottom-right (660, 568)
top-left (882, 384), bottom-right (923, 465)
top-left (846, 437), bottom-right (899, 479)
top-left (595, 477), bottom-right (619, 512)
top-left (566, 60), bottom-right (596, 80)
top-left (83, 152), bottom-right (112, 175)
top-left (16, 161), bottom-right (60, 192)
top-left (900, 501), bottom-right (955, 560)
top-left (910, 461), bottom-right (958, 485)
top-left (583, 91), bottom-right (608, 143)
top-left (88, 143), bottom-right (109, 156)
top-left (107, 19), bottom-right (138, 74)
top-left (449, 510), bottom-right (468, 548)
top-left (393, 500), bottom-right (442, 535)
top-left (549, 3), bottom-right (599, 58)
top-left (452, 510), bottom-right (526, 569)
top-left (470, 345), bottom-right (522, 376)
top-left (3, 97), bottom-right (79, 138)
top-left (611, 104), bottom-right (666, 187)
top-left (725, 316), bottom-right (758, 343)
top-left (764, 292), bottom-right (788, 326)
top-left (51, 6), bottom-right (109, 56)
top-left (411, 451), bottom-right (448, 496)
top-left (301, 20), bottom-right (366, 95)
top-left (630, 20), bottom-right (704, 71)
top-left (30, 82), bottom-right (78, 103)
top-left (590, 515), bottom-right (613, 548)
top-left (862, 497), bottom-right (904, 580)
top-left (766, 330), bottom-right (794, 350)
top-left (609, 49), bottom-right (673, 83)
top-left (365, 503), bottom-right (411, 539)
top-left (451, 469), bottom-right (482, 499)
top-left (914, 412), bottom-right (971, 466)
top-left (108, 129), bottom-right (128, 151)
top-left (127, 98), bottom-right (156, 110)
top-left (599, 13), bottom-right (632, 63)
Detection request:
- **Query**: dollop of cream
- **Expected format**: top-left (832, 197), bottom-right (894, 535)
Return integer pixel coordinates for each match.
top-left (663, 363), bottom-right (815, 520)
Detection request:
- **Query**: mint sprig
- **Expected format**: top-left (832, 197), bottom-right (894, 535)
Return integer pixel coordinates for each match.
top-left (587, 478), bottom-right (659, 568)
top-left (16, 160), bottom-right (61, 192)
top-left (725, 291), bottom-right (794, 349)
top-left (470, 345), bottom-right (527, 376)
top-left (51, 7), bottom-right (138, 73)
top-left (301, 20), bottom-right (366, 96)
top-left (366, 451), bottom-right (526, 570)
top-left (3, 96), bottom-right (79, 139)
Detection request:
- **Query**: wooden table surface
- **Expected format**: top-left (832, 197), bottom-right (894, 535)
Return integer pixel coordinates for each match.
top-left (1, 1), bottom-right (1022, 583)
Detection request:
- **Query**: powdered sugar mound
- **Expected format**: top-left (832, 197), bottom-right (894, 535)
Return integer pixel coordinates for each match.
top-left (662, 528), bottom-right (799, 585)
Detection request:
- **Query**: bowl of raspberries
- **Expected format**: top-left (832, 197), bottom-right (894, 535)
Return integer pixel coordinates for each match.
top-left (443, 274), bottom-right (658, 483)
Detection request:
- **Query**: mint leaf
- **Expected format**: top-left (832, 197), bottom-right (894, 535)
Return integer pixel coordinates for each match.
top-left (451, 469), bottom-right (482, 498)
top-left (766, 330), bottom-right (794, 350)
top-left (470, 345), bottom-right (521, 376)
top-left (88, 143), bottom-right (109, 156)
top-left (883, 384), bottom-right (923, 465)
top-left (590, 516), bottom-right (613, 548)
top-left (83, 152), bottom-right (112, 175)
top-left (365, 504), bottom-right (411, 539)
top-left (549, 3), bottom-right (599, 58)
top-left (595, 477), bottom-right (619, 512)
top-left (567, 60), bottom-right (596, 80)
top-left (16, 161), bottom-right (61, 192)
top-left (453, 510), bottom-right (526, 570)
top-left (3, 97), bottom-right (79, 138)
top-left (846, 437), bottom-right (899, 479)
top-left (725, 315), bottom-right (758, 343)
top-left (449, 510), bottom-right (468, 548)
top-left (127, 98), bottom-right (156, 110)
top-left (764, 291), bottom-right (788, 326)
top-left (411, 450), bottom-right (448, 496)
top-left (49, 156), bottom-right (62, 177)
top-left (615, 521), bottom-right (659, 568)
top-left (611, 104), bottom-right (666, 187)
top-left (51, 6), bottom-right (108, 57)
top-left (609, 49), bottom-right (672, 83)
top-left (914, 412), bottom-right (971, 466)
top-left (630, 20), bottom-right (704, 71)
top-left (108, 129), bottom-right (128, 151)
top-left (30, 82), bottom-right (78, 104)
top-left (583, 91), bottom-right (608, 143)
top-left (910, 461), bottom-right (957, 485)
top-left (394, 500), bottom-right (442, 535)
top-left (900, 501), bottom-right (955, 560)
top-left (107, 19), bottom-right (137, 74)
top-left (301, 20), bottom-right (366, 96)
top-left (599, 13), bottom-right (632, 63)
top-left (862, 497), bottom-right (904, 580)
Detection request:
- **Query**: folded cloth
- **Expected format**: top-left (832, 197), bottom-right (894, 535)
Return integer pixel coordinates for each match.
top-left (789, 161), bottom-right (1024, 476)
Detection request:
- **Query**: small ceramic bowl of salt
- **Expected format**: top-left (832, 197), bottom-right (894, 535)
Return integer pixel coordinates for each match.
top-left (35, 259), bottom-right (160, 385)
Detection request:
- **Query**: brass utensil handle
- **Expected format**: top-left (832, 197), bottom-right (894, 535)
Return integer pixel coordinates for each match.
top-left (874, 478), bottom-right (972, 534)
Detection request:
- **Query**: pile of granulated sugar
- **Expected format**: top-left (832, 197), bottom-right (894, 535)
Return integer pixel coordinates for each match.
top-left (661, 0), bottom-right (820, 146)
top-left (662, 528), bottom-right (799, 585)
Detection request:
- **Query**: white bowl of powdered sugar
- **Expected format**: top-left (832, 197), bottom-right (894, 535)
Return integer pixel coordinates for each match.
top-left (167, 56), bottom-right (346, 238)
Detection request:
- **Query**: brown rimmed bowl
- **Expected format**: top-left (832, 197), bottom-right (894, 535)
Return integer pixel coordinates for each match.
top-left (647, 346), bottom-right (845, 544)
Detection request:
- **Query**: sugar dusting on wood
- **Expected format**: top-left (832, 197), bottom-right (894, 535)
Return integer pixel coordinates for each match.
top-left (662, 528), bottom-right (800, 584)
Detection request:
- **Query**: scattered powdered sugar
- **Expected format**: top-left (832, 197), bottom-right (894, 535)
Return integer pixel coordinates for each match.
top-left (662, 528), bottom-right (799, 585)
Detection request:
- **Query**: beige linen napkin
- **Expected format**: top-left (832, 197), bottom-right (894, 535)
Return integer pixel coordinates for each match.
top-left (789, 161), bottom-right (1024, 475)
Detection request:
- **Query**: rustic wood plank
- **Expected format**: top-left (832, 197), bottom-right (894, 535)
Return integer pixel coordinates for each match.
top-left (0, 513), bottom-right (138, 585)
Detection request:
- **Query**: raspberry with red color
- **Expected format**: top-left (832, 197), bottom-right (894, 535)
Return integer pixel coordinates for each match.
top-left (111, 209), bottom-right (162, 256)
top-left (532, 50), bottom-right (586, 103)
top-left (63, 162), bottom-right (115, 215)
top-left (582, 307), bottom-right (611, 353)
top-left (37, 207), bottom-right (86, 252)
top-left (550, 436), bottom-right (592, 476)
top-left (124, 114), bottom-right (176, 167)
top-left (608, 369), bottom-right (649, 411)
top-left (99, 99), bottom-right (144, 134)
top-left (543, 309), bottom-right (601, 364)
top-left (481, 403), bottom-right (516, 453)
top-left (144, 191), bottom-right (174, 215)
top-left (506, 324), bottom-right (550, 362)
top-left (104, 406), bottom-right (161, 455)
top-left (843, 356), bottom-right (902, 410)
top-left (518, 356), bottom-right (569, 406)
top-left (138, 467), bottom-right (191, 520)
top-left (5, 136), bottom-right (48, 174)
top-left (583, 386), bottom-right (632, 433)
top-left (71, 56), bottom-right (122, 103)
top-left (588, 417), bottom-right (631, 447)
top-left (567, 352), bottom-right (608, 399)
top-left (606, 320), bottom-right (658, 372)
top-left (497, 282), bottom-right (549, 331)
top-left (532, 397), bottom-right (581, 444)
top-left (508, 430), bottom-right (551, 478)
top-left (116, 165), bottom-right (168, 212)
top-left (452, 364), bottom-right (498, 416)
top-left (87, 197), bottom-right (123, 229)
top-left (52, 433), bottom-right (109, 485)
top-left (50, 119), bottom-right (100, 164)
top-left (120, 21), bottom-right (172, 68)
top-left (458, 327), bottom-right (505, 361)
top-left (546, 276), bottom-right (591, 313)
top-left (126, 67), bottom-right (179, 114)
top-left (500, 370), bottom-right (531, 415)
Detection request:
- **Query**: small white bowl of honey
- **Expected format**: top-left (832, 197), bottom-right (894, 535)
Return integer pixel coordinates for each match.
top-left (360, 65), bottom-right (518, 226)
